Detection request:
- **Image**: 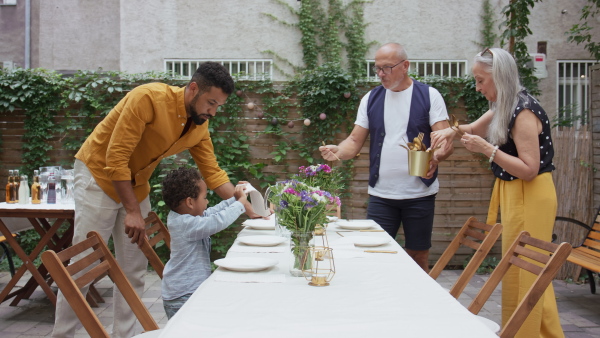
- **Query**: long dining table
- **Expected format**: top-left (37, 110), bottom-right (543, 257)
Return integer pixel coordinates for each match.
top-left (158, 219), bottom-right (497, 337)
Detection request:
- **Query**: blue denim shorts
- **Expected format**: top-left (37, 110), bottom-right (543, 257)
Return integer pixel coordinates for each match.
top-left (366, 194), bottom-right (436, 251)
top-left (163, 293), bottom-right (193, 320)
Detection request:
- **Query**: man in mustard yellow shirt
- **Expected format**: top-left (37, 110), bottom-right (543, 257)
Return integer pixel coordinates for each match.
top-left (52, 62), bottom-right (259, 337)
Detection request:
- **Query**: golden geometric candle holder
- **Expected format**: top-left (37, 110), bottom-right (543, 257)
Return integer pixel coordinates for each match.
top-left (302, 226), bottom-right (335, 286)
top-left (302, 246), bottom-right (335, 286)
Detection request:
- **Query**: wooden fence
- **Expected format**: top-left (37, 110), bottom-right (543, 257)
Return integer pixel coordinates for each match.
top-left (0, 91), bottom-right (499, 267)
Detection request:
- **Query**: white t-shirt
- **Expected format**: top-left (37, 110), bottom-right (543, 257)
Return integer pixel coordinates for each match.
top-left (355, 83), bottom-right (449, 200)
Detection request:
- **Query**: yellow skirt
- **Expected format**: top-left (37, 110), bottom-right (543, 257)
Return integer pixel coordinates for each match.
top-left (486, 172), bottom-right (564, 338)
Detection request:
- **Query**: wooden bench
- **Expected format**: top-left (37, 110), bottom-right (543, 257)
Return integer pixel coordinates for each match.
top-left (555, 207), bottom-right (600, 294)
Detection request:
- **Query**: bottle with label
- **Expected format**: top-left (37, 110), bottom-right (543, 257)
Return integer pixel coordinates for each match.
top-left (18, 175), bottom-right (30, 204)
top-left (31, 170), bottom-right (41, 204)
top-left (6, 170), bottom-right (15, 203)
top-left (13, 169), bottom-right (20, 203)
top-left (47, 172), bottom-right (56, 204)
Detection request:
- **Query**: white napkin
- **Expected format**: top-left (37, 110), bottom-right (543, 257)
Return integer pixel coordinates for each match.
top-left (239, 182), bottom-right (271, 217)
top-left (213, 272), bottom-right (286, 283)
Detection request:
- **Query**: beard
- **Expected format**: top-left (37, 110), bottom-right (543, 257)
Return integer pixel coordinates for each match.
top-left (190, 110), bottom-right (206, 125)
top-left (188, 93), bottom-right (208, 125)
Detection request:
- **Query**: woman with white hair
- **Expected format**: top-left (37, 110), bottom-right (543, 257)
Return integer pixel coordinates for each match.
top-left (430, 48), bottom-right (562, 337)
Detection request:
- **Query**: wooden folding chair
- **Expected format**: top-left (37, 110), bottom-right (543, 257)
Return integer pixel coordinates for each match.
top-left (467, 231), bottom-right (572, 338)
top-left (326, 204), bottom-right (341, 219)
top-left (41, 231), bottom-right (160, 338)
top-left (429, 217), bottom-right (503, 298)
top-left (140, 211), bottom-right (171, 279)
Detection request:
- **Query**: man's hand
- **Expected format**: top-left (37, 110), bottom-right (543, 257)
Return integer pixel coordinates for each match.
top-left (124, 211), bottom-right (147, 247)
top-left (319, 145), bottom-right (341, 161)
top-left (424, 152), bottom-right (440, 179)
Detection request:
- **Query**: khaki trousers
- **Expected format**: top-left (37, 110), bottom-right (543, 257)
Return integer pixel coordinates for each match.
top-left (52, 159), bottom-right (150, 338)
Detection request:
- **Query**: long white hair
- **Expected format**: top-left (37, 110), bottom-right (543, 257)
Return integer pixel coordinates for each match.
top-left (473, 48), bottom-right (522, 146)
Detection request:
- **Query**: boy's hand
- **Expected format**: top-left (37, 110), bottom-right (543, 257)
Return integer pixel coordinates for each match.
top-left (234, 185), bottom-right (248, 204)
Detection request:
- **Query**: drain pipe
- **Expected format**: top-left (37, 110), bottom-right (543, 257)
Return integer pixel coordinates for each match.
top-left (25, 0), bottom-right (30, 68)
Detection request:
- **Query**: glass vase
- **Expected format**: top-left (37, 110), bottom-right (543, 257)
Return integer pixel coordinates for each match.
top-left (289, 232), bottom-right (313, 277)
top-left (274, 210), bottom-right (291, 238)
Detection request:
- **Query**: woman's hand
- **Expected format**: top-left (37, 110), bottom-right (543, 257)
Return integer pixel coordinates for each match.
top-left (460, 132), bottom-right (491, 154)
top-left (430, 128), bottom-right (455, 151)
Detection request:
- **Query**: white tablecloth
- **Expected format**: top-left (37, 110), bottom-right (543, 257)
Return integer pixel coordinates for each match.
top-left (159, 221), bottom-right (497, 338)
top-left (0, 202), bottom-right (75, 233)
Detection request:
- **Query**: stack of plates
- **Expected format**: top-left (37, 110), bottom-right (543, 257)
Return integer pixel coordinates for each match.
top-left (335, 220), bottom-right (377, 230)
top-left (242, 218), bottom-right (276, 230)
top-left (214, 257), bottom-right (278, 272)
top-left (237, 235), bottom-right (286, 247)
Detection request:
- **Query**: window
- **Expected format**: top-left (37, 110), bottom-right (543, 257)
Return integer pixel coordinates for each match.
top-left (0, 0), bottom-right (17, 5)
top-left (365, 59), bottom-right (467, 81)
top-left (164, 59), bottom-right (272, 81)
top-left (557, 61), bottom-right (597, 128)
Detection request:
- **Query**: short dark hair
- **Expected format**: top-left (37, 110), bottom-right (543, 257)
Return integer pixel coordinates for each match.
top-left (161, 168), bottom-right (203, 211)
top-left (189, 62), bottom-right (235, 95)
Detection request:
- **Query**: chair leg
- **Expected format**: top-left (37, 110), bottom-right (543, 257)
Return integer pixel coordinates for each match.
top-left (587, 269), bottom-right (596, 294)
top-left (88, 284), bottom-right (105, 304)
top-left (0, 242), bottom-right (15, 277)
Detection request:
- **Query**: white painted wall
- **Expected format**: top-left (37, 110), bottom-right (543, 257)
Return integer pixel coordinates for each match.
top-left (38, 0), bottom-right (120, 71)
top-left (32, 0), bottom-right (599, 114)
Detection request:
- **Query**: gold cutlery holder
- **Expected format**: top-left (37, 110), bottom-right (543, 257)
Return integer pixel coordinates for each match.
top-left (408, 150), bottom-right (432, 177)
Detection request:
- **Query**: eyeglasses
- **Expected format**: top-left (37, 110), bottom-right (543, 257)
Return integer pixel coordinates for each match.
top-left (372, 60), bottom-right (406, 75)
top-left (481, 48), bottom-right (494, 57)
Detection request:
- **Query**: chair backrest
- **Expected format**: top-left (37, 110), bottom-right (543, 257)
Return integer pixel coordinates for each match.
top-left (140, 212), bottom-right (171, 279)
top-left (429, 217), bottom-right (503, 298)
top-left (467, 231), bottom-right (572, 338)
top-left (41, 231), bottom-right (159, 338)
top-left (326, 204), bottom-right (341, 219)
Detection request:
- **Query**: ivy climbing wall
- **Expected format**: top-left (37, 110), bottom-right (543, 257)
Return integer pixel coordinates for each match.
top-left (0, 91), bottom-right (497, 267)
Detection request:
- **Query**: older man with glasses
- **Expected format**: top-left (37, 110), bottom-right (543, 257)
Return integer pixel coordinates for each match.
top-left (319, 43), bottom-right (452, 272)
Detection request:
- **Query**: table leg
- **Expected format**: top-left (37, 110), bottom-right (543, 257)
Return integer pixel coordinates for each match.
top-left (0, 218), bottom-right (63, 306)
top-left (14, 217), bottom-right (75, 304)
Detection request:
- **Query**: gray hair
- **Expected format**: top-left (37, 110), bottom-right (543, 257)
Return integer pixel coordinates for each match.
top-left (473, 48), bottom-right (521, 145)
top-left (380, 43), bottom-right (409, 61)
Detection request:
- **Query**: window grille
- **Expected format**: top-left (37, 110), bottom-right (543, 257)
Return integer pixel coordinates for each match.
top-left (557, 61), bottom-right (597, 128)
top-left (164, 59), bottom-right (272, 81)
top-left (365, 59), bottom-right (467, 81)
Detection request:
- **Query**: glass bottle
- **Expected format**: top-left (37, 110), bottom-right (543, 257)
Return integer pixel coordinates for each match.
top-left (6, 170), bottom-right (15, 203)
top-left (13, 169), bottom-right (20, 203)
top-left (18, 175), bottom-right (30, 204)
top-left (47, 172), bottom-right (56, 204)
top-left (31, 170), bottom-right (41, 204)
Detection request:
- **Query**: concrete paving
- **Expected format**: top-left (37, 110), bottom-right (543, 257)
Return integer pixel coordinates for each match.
top-left (0, 269), bottom-right (599, 337)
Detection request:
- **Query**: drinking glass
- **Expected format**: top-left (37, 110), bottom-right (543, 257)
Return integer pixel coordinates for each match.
top-left (61, 169), bottom-right (75, 203)
top-left (39, 167), bottom-right (50, 203)
top-left (40, 166), bottom-right (62, 203)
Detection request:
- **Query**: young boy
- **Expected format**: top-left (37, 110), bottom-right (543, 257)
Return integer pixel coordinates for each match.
top-left (161, 167), bottom-right (247, 319)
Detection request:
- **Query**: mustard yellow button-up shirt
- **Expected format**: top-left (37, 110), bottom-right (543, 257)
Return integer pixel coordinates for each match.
top-left (75, 83), bottom-right (230, 203)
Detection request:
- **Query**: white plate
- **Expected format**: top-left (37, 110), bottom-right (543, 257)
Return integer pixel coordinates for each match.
top-left (214, 257), bottom-right (279, 272)
top-left (245, 224), bottom-right (276, 230)
top-left (336, 220), bottom-right (376, 230)
top-left (347, 236), bottom-right (391, 247)
top-left (242, 218), bottom-right (276, 230)
top-left (237, 235), bottom-right (286, 247)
